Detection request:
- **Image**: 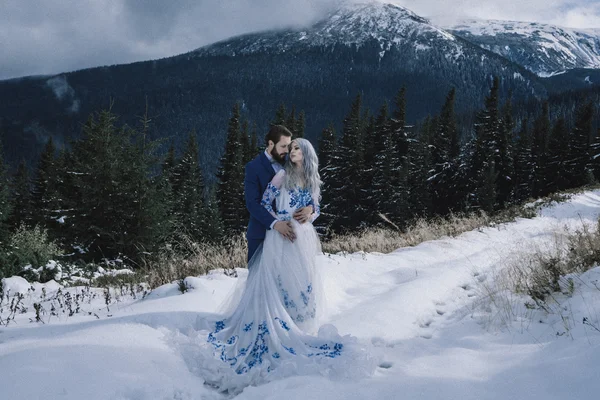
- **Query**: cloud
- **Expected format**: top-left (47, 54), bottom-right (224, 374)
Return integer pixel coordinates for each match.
top-left (1, 0), bottom-right (599, 80)
top-left (45, 75), bottom-right (80, 113)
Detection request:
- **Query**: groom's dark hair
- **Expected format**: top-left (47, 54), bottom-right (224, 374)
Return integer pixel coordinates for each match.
top-left (265, 125), bottom-right (293, 146)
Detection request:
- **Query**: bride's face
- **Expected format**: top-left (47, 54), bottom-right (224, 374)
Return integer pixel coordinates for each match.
top-left (289, 141), bottom-right (303, 166)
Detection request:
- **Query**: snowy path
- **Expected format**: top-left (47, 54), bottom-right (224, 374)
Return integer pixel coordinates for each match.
top-left (2, 192), bottom-right (600, 399)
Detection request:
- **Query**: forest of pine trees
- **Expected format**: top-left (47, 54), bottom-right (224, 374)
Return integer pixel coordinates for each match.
top-left (0, 80), bottom-right (598, 278)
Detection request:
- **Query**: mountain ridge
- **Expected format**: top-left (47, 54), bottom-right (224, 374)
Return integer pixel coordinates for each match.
top-left (446, 18), bottom-right (600, 76)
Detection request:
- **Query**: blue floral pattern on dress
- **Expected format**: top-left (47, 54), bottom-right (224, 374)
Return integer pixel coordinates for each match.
top-left (276, 275), bottom-right (316, 324)
top-left (206, 317), bottom-right (344, 375)
top-left (260, 179), bottom-right (320, 223)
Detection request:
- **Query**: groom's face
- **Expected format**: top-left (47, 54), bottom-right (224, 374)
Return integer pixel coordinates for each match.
top-left (270, 136), bottom-right (292, 164)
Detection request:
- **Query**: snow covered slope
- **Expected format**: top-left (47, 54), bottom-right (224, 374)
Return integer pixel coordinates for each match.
top-left (2, 191), bottom-right (600, 399)
top-left (448, 19), bottom-right (600, 76)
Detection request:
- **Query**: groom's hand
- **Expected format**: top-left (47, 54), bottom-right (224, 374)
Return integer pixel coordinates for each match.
top-left (274, 221), bottom-right (296, 242)
top-left (293, 206), bottom-right (312, 224)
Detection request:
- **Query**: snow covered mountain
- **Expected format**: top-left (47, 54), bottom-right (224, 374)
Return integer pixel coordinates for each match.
top-left (195, 1), bottom-right (461, 58)
top-left (1, 1), bottom-right (549, 172)
top-left (447, 19), bottom-right (600, 76)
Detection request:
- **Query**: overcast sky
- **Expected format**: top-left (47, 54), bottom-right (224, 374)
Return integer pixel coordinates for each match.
top-left (1, 0), bottom-right (599, 80)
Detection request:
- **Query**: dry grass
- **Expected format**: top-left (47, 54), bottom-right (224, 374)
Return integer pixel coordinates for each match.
top-left (475, 218), bottom-right (600, 330)
top-left (143, 233), bottom-right (247, 289)
top-left (323, 205), bottom-right (537, 254)
top-left (135, 187), bottom-right (592, 288)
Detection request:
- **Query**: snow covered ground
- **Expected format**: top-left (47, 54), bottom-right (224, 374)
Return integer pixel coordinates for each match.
top-left (2, 191), bottom-right (600, 399)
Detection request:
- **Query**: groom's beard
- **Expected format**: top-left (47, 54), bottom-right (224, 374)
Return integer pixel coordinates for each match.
top-left (271, 151), bottom-right (287, 165)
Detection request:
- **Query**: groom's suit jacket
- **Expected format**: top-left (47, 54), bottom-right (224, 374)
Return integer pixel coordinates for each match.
top-left (244, 152), bottom-right (278, 240)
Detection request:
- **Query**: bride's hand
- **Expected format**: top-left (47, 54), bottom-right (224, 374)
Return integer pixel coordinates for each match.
top-left (274, 221), bottom-right (296, 242)
top-left (293, 206), bottom-right (313, 224)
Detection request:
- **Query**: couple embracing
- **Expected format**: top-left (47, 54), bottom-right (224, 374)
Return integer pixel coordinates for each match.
top-left (200, 125), bottom-right (375, 393)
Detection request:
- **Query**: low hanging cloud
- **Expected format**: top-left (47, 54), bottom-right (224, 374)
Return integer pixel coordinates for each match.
top-left (1, 0), bottom-right (599, 81)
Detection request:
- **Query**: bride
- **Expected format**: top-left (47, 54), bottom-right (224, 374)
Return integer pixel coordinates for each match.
top-left (198, 138), bottom-right (374, 392)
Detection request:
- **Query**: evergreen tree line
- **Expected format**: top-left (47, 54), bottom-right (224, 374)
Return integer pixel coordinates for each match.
top-left (0, 102), bottom-right (305, 274)
top-left (317, 77), bottom-right (599, 234)
top-left (0, 80), bottom-right (597, 276)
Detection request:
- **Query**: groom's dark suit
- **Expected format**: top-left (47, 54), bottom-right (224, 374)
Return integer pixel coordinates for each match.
top-left (244, 152), bottom-right (278, 263)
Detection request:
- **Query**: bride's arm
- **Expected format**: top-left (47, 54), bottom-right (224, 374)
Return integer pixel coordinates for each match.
top-left (260, 170), bottom-right (285, 220)
top-left (309, 196), bottom-right (321, 223)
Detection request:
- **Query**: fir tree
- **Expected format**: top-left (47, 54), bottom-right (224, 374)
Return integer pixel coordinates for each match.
top-left (531, 102), bottom-right (551, 197)
top-left (217, 102), bottom-right (246, 233)
top-left (0, 141), bottom-right (11, 245)
top-left (360, 114), bottom-right (379, 226)
top-left (327, 94), bottom-right (364, 231)
top-left (273, 103), bottom-right (287, 126)
top-left (430, 88), bottom-right (460, 215)
top-left (240, 119), bottom-right (253, 165)
top-left (568, 101), bottom-right (595, 187)
top-left (406, 117), bottom-right (433, 219)
top-left (317, 124), bottom-right (337, 232)
top-left (496, 97), bottom-right (515, 208)
top-left (295, 110), bottom-right (306, 138)
top-left (64, 109), bottom-right (170, 263)
top-left (513, 119), bottom-right (533, 202)
top-left (372, 103), bottom-right (394, 224)
top-left (162, 143), bottom-right (176, 176)
top-left (172, 133), bottom-right (222, 242)
top-left (30, 137), bottom-right (57, 227)
top-left (546, 117), bottom-right (570, 193)
top-left (286, 106), bottom-right (296, 135)
top-left (387, 88), bottom-right (410, 225)
top-left (470, 77), bottom-right (501, 211)
top-left (8, 161), bottom-right (32, 229)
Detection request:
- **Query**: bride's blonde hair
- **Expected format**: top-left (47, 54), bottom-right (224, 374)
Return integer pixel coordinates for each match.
top-left (284, 138), bottom-right (322, 203)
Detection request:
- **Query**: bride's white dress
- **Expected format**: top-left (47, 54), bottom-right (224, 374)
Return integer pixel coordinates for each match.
top-left (192, 171), bottom-right (375, 393)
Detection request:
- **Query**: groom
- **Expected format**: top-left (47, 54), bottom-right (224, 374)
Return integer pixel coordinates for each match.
top-left (244, 125), bottom-right (313, 263)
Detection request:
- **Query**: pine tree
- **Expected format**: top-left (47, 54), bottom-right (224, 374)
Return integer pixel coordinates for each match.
top-left (273, 103), bottom-right (287, 126)
top-left (8, 161), bottom-right (32, 229)
top-left (568, 101), bottom-right (595, 188)
top-left (317, 124), bottom-right (337, 232)
top-left (217, 103), bottom-right (246, 233)
top-left (387, 88), bottom-right (410, 225)
top-left (286, 106), bottom-right (296, 135)
top-left (531, 102), bottom-right (551, 197)
top-left (546, 117), bottom-right (570, 193)
top-left (360, 114), bottom-right (379, 226)
top-left (327, 94), bottom-right (364, 231)
top-left (470, 77), bottom-right (501, 212)
top-left (372, 103), bottom-right (394, 224)
top-left (240, 119), bottom-right (253, 166)
top-left (64, 109), bottom-right (170, 263)
top-left (513, 119), bottom-right (533, 203)
top-left (172, 133), bottom-right (222, 242)
top-left (162, 143), bottom-right (176, 176)
top-left (475, 160), bottom-right (498, 213)
top-left (406, 117), bottom-right (433, 219)
top-left (30, 137), bottom-right (56, 227)
top-left (52, 147), bottom-right (77, 245)
top-left (295, 110), bottom-right (306, 138)
top-left (496, 97), bottom-right (515, 208)
top-left (430, 88), bottom-right (460, 215)
top-left (0, 141), bottom-right (11, 245)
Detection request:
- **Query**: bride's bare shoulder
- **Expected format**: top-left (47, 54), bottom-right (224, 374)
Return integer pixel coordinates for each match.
top-left (271, 170), bottom-right (286, 187)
